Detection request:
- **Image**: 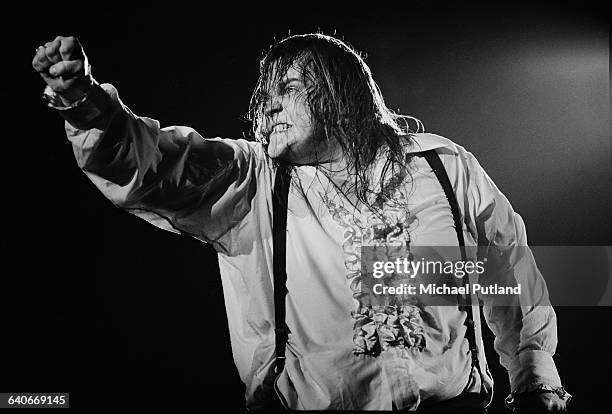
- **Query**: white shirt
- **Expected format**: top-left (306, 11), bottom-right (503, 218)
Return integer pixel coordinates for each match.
top-left (55, 83), bottom-right (564, 410)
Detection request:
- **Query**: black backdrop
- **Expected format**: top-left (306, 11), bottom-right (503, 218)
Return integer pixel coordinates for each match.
top-left (4, 3), bottom-right (610, 411)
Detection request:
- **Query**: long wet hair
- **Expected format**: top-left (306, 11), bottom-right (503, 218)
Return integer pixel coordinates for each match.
top-left (248, 33), bottom-right (423, 210)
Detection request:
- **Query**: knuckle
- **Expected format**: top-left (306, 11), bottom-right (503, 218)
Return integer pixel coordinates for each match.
top-left (33, 59), bottom-right (48, 72)
top-left (59, 43), bottom-right (71, 54)
top-left (60, 37), bottom-right (77, 54)
top-left (33, 56), bottom-right (45, 68)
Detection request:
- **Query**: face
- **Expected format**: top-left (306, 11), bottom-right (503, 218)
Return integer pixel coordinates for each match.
top-left (260, 63), bottom-right (338, 165)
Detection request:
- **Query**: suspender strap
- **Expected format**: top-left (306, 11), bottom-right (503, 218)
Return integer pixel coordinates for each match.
top-left (272, 165), bottom-right (291, 375)
top-left (421, 149), bottom-right (487, 396)
top-left (421, 149), bottom-right (467, 257)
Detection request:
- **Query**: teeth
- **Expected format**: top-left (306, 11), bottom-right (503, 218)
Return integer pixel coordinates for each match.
top-left (271, 124), bottom-right (290, 133)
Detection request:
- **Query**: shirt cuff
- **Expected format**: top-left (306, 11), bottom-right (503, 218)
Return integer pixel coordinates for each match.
top-left (508, 349), bottom-right (562, 393)
top-left (43, 80), bottom-right (112, 131)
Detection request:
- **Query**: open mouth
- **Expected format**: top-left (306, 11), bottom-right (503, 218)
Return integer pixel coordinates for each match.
top-left (270, 123), bottom-right (292, 134)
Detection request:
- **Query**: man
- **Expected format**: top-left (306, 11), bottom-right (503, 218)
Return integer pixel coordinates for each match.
top-left (33, 33), bottom-right (570, 411)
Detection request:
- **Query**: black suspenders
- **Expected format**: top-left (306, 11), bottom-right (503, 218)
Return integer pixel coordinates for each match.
top-left (272, 164), bottom-right (291, 375)
top-left (271, 150), bottom-right (485, 395)
top-left (421, 149), bottom-right (487, 396)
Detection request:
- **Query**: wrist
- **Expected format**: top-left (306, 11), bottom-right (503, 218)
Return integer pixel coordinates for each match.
top-left (59, 75), bottom-right (94, 105)
top-left (43, 81), bottom-right (113, 131)
top-left (43, 76), bottom-right (96, 110)
top-left (43, 75), bottom-right (95, 108)
top-left (505, 386), bottom-right (572, 412)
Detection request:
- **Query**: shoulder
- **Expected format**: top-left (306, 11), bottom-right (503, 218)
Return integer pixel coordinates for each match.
top-left (406, 133), bottom-right (465, 155)
top-left (405, 132), bottom-right (481, 168)
top-left (404, 133), bottom-right (491, 187)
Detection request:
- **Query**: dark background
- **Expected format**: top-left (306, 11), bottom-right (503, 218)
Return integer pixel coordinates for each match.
top-left (3, 2), bottom-right (609, 411)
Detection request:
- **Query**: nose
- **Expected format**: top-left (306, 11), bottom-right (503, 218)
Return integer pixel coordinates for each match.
top-left (264, 95), bottom-right (282, 116)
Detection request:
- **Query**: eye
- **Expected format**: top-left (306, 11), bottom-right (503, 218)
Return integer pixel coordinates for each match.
top-left (283, 84), bottom-right (300, 94)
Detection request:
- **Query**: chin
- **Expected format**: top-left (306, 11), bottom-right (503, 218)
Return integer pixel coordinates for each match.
top-left (266, 144), bottom-right (283, 159)
top-left (267, 148), bottom-right (292, 163)
top-left (269, 149), bottom-right (303, 165)
top-left (266, 138), bottom-right (291, 161)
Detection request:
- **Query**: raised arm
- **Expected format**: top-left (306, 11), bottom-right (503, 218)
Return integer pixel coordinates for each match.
top-left (33, 36), bottom-right (265, 251)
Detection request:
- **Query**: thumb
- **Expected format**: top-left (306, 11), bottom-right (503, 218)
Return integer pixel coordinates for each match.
top-left (49, 60), bottom-right (85, 78)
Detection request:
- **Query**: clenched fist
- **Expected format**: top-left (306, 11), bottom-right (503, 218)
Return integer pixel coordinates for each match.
top-left (32, 36), bottom-right (93, 105)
